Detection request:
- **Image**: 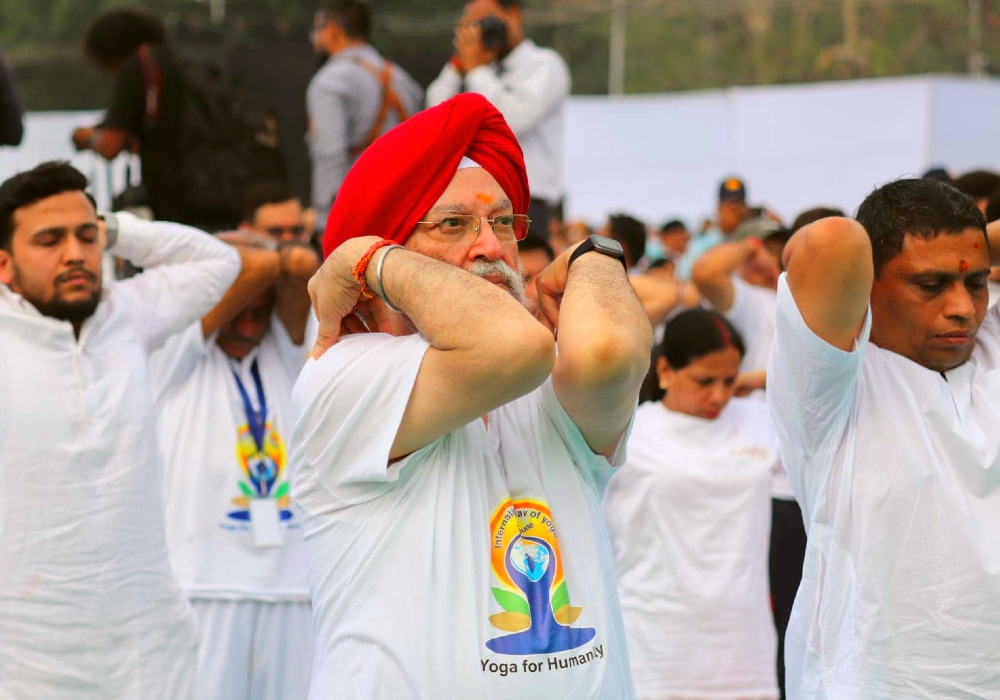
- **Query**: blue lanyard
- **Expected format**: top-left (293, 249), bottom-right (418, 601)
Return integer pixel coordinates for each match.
top-left (232, 359), bottom-right (268, 453)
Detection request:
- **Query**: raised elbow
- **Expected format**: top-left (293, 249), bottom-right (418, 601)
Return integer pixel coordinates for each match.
top-left (517, 320), bottom-right (557, 383)
top-left (787, 216), bottom-right (870, 271)
top-left (690, 256), bottom-right (712, 286)
top-left (491, 318), bottom-right (556, 393)
top-left (559, 323), bottom-right (651, 393)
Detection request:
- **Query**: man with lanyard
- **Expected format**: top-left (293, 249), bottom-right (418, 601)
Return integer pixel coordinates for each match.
top-left (290, 93), bottom-right (651, 699)
top-left (769, 179), bottom-right (1000, 698)
top-left (427, 0), bottom-right (571, 238)
top-left (148, 215), bottom-right (320, 700)
top-left (0, 161), bottom-right (240, 699)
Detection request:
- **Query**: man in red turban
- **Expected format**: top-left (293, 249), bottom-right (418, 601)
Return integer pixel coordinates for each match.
top-left (292, 92), bottom-right (652, 699)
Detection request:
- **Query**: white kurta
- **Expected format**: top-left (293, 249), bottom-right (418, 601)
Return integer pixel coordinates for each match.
top-left (768, 274), bottom-right (1000, 699)
top-left (0, 213), bottom-right (240, 700)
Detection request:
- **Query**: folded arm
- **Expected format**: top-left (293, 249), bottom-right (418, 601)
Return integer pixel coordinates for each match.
top-left (629, 273), bottom-right (684, 327)
top-left (110, 213), bottom-right (241, 352)
top-left (275, 242), bottom-right (321, 344)
top-left (691, 239), bottom-right (759, 312)
top-left (782, 217), bottom-right (872, 351)
top-left (309, 237), bottom-right (556, 460)
top-left (537, 243), bottom-right (653, 456)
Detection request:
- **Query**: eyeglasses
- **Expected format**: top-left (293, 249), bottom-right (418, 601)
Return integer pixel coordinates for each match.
top-left (415, 214), bottom-right (531, 243)
top-left (263, 225), bottom-right (307, 239)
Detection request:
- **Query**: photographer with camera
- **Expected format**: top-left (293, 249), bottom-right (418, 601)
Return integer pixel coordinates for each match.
top-left (427, 0), bottom-right (570, 240)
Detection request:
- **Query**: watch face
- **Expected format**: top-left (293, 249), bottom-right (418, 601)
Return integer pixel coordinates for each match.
top-left (592, 236), bottom-right (625, 257)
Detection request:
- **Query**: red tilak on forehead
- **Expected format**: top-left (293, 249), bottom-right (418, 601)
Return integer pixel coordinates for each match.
top-left (974, 243), bottom-right (980, 249)
top-left (960, 260), bottom-right (969, 273)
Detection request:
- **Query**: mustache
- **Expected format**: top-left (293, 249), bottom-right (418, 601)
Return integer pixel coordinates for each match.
top-left (469, 259), bottom-right (519, 288)
top-left (468, 259), bottom-right (528, 309)
top-left (55, 268), bottom-right (97, 284)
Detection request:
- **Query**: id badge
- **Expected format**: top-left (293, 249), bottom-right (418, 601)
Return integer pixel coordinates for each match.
top-left (250, 499), bottom-right (284, 548)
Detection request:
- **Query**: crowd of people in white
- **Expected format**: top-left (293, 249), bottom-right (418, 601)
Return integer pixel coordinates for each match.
top-left (4, 2), bottom-right (1000, 700)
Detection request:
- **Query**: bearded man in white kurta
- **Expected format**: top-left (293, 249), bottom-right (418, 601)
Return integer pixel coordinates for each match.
top-left (768, 179), bottom-right (1000, 699)
top-left (0, 161), bottom-right (240, 700)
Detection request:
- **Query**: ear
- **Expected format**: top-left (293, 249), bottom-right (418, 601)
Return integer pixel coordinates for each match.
top-left (0, 248), bottom-right (13, 286)
top-left (655, 355), bottom-right (671, 389)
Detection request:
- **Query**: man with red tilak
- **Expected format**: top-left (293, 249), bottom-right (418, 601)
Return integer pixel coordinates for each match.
top-left (289, 93), bottom-right (651, 699)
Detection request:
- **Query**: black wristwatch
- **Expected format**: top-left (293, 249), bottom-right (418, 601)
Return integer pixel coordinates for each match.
top-left (567, 235), bottom-right (627, 271)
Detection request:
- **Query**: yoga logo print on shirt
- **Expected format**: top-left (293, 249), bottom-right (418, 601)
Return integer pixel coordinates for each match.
top-left (226, 421), bottom-right (293, 524)
top-left (486, 498), bottom-right (596, 655)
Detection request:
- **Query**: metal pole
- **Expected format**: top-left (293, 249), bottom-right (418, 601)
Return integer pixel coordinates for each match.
top-left (968, 0), bottom-right (986, 76)
top-left (609, 0), bottom-right (626, 95)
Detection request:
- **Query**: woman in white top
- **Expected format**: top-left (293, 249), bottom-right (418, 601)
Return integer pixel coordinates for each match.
top-left (605, 308), bottom-right (781, 700)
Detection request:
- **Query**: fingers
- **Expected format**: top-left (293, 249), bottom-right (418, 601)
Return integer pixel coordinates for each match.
top-left (310, 322), bottom-right (342, 359)
top-left (365, 297), bottom-right (395, 334)
top-left (536, 290), bottom-right (561, 335)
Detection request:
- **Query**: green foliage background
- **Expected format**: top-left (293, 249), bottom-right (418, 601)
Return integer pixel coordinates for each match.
top-left (3, 0), bottom-right (1000, 110)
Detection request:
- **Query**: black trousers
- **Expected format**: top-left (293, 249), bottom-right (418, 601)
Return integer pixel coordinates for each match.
top-left (769, 497), bottom-right (807, 700)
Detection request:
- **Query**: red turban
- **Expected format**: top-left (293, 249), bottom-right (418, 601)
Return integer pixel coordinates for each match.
top-left (322, 93), bottom-right (529, 257)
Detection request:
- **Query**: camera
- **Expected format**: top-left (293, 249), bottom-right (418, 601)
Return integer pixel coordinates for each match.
top-left (478, 15), bottom-right (509, 53)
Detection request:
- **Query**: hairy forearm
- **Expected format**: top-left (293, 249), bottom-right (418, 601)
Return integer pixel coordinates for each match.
top-left (376, 245), bottom-right (543, 351)
top-left (275, 243), bottom-right (321, 344)
top-left (202, 246), bottom-right (281, 338)
top-left (556, 255), bottom-right (652, 388)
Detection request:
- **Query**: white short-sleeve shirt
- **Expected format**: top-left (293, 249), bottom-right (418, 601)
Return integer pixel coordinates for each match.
top-left (767, 273), bottom-right (1000, 700)
top-left (604, 400), bottom-right (780, 700)
top-left (290, 333), bottom-right (636, 700)
top-left (727, 275), bottom-right (777, 376)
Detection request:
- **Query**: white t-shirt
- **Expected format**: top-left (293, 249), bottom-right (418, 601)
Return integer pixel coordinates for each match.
top-left (727, 275), bottom-right (776, 376)
top-left (0, 214), bottom-right (240, 699)
top-left (604, 400), bottom-right (780, 700)
top-left (290, 333), bottom-right (636, 700)
top-left (767, 274), bottom-right (1000, 700)
top-left (724, 276), bottom-right (796, 501)
top-left (148, 316), bottom-right (311, 601)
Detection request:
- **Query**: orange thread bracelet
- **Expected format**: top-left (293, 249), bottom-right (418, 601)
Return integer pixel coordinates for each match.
top-left (352, 239), bottom-right (395, 299)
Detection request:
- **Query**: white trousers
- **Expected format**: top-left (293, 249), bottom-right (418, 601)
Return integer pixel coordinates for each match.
top-left (190, 599), bottom-right (314, 700)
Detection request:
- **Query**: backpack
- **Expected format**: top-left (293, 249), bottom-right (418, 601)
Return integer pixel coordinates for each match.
top-left (136, 45), bottom-right (287, 229)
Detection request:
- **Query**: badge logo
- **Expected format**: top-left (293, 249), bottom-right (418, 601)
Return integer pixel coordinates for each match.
top-left (226, 421), bottom-right (293, 523)
top-left (485, 499), bottom-right (596, 655)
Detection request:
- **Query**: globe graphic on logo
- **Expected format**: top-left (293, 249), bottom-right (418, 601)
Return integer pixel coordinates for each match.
top-left (510, 539), bottom-right (549, 583)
